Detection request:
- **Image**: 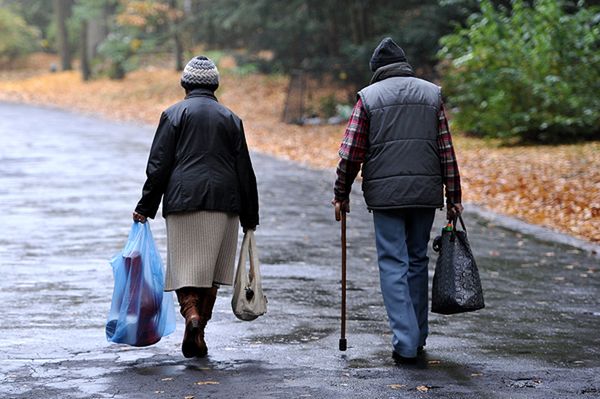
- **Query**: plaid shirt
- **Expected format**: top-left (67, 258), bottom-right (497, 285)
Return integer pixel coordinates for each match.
top-left (334, 97), bottom-right (462, 205)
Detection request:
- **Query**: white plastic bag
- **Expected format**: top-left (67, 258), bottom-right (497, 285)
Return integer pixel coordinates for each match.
top-left (232, 230), bottom-right (267, 321)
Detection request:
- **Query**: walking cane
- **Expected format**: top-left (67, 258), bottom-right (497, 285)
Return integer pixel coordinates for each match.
top-left (335, 203), bottom-right (347, 351)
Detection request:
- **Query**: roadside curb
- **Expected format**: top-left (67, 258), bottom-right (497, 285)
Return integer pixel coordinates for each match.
top-left (466, 203), bottom-right (600, 258)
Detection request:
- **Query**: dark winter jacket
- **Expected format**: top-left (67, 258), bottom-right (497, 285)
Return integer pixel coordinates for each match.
top-left (135, 88), bottom-right (259, 229)
top-left (358, 62), bottom-right (443, 209)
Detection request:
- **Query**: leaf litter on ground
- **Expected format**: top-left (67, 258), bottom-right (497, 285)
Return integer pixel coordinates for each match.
top-left (0, 63), bottom-right (597, 243)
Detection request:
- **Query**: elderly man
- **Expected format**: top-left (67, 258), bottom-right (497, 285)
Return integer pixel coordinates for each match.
top-left (332, 37), bottom-right (463, 364)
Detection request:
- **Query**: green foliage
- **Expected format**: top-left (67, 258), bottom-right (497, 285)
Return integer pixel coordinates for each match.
top-left (439, 0), bottom-right (600, 142)
top-left (0, 7), bottom-right (39, 64)
top-left (191, 0), bottom-right (476, 86)
top-left (97, 33), bottom-right (136, 79)
top-left (94, 0), bottom-right (175, 79)
top-left (319, 94), bottom-right (338, 118)
top-left (0, 0), bottom-right (52, 44)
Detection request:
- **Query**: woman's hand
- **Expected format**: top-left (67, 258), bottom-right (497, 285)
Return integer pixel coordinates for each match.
top-left (243, 226), bottom-right (256, 234)
top-left (132, 211), bottom-right (147, 223)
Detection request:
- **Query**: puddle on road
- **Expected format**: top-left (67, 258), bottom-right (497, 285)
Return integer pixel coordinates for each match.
top-left (248, 324), bottom-right (333, 345)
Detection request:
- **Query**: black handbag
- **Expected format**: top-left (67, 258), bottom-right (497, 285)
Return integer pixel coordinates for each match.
top-left (431, 215), bottom-right (485, 315)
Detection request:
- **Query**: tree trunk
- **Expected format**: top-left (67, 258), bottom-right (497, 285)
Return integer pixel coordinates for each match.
top-left (174, 33), bottom-right (184, 71)
top-left (87, 5), bottom-right (109, 61)
top-left (170, 0), bottom-right (184, 71)
top-left (349, 0), bottom-right (371, 45)
top-left (80, 20), bottom-right (91, 81)
top-left (53, 0), bottom-right (72, 71)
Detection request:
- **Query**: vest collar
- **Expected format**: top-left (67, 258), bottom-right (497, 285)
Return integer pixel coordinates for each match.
top-left (185, 88), bottom-right (218, 101)
top-left (370, 62), bottom-right (415, 84)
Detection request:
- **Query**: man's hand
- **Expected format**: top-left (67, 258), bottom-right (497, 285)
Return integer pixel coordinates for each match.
top-left (132, 211), bottom-right (147, 223)
top-left (446, 203), bottom-right (464, 220)
top-left (332, 198), bottom-right (350, 221)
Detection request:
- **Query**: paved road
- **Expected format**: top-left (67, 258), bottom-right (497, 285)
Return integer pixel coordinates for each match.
top-left (0, 102), bottom-right (598, 399)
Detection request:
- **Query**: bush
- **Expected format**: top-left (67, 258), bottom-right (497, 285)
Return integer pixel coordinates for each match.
top-left (0, 8), bottom-right (39, 65)
top-left (97, 33), bottom-right (136, 79)
top-left (438, 0), bottom-right (600, 142)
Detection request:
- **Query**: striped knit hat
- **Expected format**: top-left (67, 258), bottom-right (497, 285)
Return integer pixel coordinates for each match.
top-left (180, 56), bottom-right (219, 90)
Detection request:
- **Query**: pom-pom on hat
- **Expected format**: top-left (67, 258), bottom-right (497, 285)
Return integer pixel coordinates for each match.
top-left (369, 37), bottom-right (407, 72)
top-left (180, 56), bottom-right (219, 90)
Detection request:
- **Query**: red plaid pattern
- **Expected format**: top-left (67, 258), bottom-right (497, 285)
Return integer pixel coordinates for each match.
top-left (334, 99), bottom-right (462, 205)
top-left (338, 98), bottom-right (369, 162)
top-left (437, 103), bottom-right (462, 205)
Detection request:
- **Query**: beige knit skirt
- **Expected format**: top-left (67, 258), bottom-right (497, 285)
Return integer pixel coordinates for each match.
top-left (164, 210), bottom-right (239, 291)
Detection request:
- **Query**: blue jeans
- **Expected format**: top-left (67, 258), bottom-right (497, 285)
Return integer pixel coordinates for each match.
top-left (373, 208), bottom-right (436, 358)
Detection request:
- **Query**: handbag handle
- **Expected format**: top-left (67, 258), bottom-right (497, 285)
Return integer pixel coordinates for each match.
top-left (449, 215), bottom-right (467, 242)
top-left (456, 214), bottom-right (467, 233)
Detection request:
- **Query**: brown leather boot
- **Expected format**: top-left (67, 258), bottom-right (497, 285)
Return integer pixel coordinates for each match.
top-left (195, 286), bottom-right (219, 357)
top-left (176, 288), bottom-right (202, 358)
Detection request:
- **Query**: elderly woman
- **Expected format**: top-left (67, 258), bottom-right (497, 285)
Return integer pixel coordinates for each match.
top-left (133, 56), bottom-right (259, 358)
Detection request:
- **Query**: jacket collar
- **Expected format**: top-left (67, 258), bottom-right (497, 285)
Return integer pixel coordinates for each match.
top-left (185, 88), bottom-right (218, 101)
top-left (370, 61), bottom-right (415, 84)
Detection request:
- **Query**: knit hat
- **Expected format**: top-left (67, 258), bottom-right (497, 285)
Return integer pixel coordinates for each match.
top-left (180, 56), bottom-right (219, 90)
top-left (369, 37), bottom-right (407, 72)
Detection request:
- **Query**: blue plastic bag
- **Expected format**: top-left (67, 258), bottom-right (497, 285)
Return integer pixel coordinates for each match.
top-left (106, 221), bottom-right (176, 347)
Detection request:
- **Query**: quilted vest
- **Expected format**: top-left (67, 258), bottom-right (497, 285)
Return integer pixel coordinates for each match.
top-left (358, 76), bottom-right (443, 209)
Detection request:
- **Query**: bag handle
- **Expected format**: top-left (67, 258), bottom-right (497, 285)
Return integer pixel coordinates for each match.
top-left (456, 214), bottom-right (467, 233)
top-left (246, 230), bottom-right (261, 286)
top-left (449, 215), bottom-right (467, 242)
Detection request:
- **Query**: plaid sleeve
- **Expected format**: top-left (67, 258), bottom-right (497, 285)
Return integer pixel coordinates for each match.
top-left (334, 158), bottom-right (362, 200)
top-left (437, 103), bottom-right (462, 205)
top-left (338, 98), bottom-right (369, 162)
top-left (334, 98), bottom-right (369, 200)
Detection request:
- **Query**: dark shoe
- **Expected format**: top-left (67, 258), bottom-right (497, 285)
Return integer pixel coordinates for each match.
top-left (182, 318), bottom-right (200, 358)
top-left (392, 351), bottom-right (417, 365)
top-left (176, 288), bottom-right (204, 358)
top-left (192, 319), bottom-right (207, 358)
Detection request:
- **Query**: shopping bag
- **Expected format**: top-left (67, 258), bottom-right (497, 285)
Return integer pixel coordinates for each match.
top-left (106, 221), bottom-right (176, 346)
top-left (431, 215), bottom-right (485, 315)
top-left (232, 230), bottom-right (267, 321)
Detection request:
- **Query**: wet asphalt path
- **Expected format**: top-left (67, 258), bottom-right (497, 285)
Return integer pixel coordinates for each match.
top-left (0, 102), bottom-right (599, 399)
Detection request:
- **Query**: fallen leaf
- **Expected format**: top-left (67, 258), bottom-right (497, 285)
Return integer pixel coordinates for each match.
top-left (428, 360), bottom-right (441, 365)
top-left (2, 59), bottom-right (599, 244)
top-left (196, 381), bottom-right (220, 386)
top-left (184, 396), bottom-right (194, 399)
top-left (161, 378), bottom-right (173, 381)
top-left (416, 385), bottom-right (430, 392)
top-left (154, 391), bottom-right (164, 394)
top-left (471, 373), bottom-right (483, 377)
top-left (388, 384), bottom-right (406, 390)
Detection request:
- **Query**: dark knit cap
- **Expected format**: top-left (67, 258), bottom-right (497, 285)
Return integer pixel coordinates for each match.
top-left (369, 37), bottom-right (407, 72)
top-left (180, 56), bottom-right (219, 90)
